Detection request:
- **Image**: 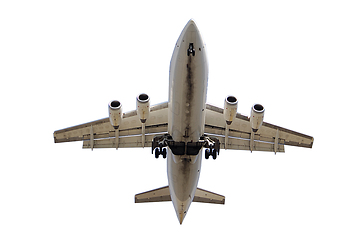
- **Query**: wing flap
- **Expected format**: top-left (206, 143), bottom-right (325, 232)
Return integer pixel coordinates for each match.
top-left (205, 134), bottom-right (285, 152)
top-left (82, 134), bottom-right (158, 149)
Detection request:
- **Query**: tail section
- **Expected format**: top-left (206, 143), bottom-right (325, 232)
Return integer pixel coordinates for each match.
top-left (135, 186), bottom-right (171, 203)
top-left (135, 186), bottom-right (225, 204)
top-left (194, 188), bottom-right (225, 204)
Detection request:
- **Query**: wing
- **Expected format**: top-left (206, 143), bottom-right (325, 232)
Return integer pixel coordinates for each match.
top-left (54, 102), bottom-right (168, 149)
top-left (205, 104), bottom-right (314, 153)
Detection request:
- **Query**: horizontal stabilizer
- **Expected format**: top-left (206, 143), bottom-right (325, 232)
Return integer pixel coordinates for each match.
top-left (193, 188), bottom-right (225, 204)
top-left (135, 186), bottom-right (171, 203)
top-left (135, 186), bottom-right (225, 204)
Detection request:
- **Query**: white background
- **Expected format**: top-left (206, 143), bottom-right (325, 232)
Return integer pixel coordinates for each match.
top-left (1, 0), bottom-right (359, 239)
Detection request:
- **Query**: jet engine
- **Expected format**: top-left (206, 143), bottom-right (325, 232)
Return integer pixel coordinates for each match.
top-left (108, 100), bottom-right (123, 129)
top-left (223, 96), bottom-right (238, 125)
top-left (136, 93), bottom-right (150, 123)
top-left (250, 104), bottom-right (264, 132)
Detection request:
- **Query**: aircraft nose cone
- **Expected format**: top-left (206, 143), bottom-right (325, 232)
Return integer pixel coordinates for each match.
top-left (187, 18), bottom-right (196, 26)
top-left (184, 19), bottom-right (198, 32)
top-left (175, 19), bottom-right (202, 48)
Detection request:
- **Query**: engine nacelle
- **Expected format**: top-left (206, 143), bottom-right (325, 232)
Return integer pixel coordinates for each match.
top-left (136, 93), bottom-right (150, 123)
top-left (223, 96), bottom-right (238, 125)
top-left (250, 104), bottom-right (265, 132)
top-left (108, 100), bottom-right (123, 129)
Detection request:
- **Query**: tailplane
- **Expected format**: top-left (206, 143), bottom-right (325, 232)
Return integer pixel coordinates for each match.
top-left (135, 186), bottom-right (171, 203)
top-left (194, 188), bottom-right (225, 204)
top-left (135, 186), bottom-right (225, 204)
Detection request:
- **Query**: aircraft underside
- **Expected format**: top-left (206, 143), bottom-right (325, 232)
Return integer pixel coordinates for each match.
top-left (53, 19), bottom-right (314, 225)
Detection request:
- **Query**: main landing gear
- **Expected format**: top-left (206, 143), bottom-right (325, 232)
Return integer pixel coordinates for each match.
top-left (203, 136), bottom-right (220, 160)
top-left (152, 134), bottom-right (171, 159)
top-left (154, 143), bottom-right (167, 159)
top-left (151, 134), bottom-right (220, 160)
top-left (205, 147), bottom-right (217, 160)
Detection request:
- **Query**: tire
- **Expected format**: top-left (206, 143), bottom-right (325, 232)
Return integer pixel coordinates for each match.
top-left (205, 149), bottom-right (210, 159)
top-left (212, 150), bottom-right (217, 160)
top-left (162, 148), bottom-right (167, 158)
top-left (155, 148), bottom-right (160, 159)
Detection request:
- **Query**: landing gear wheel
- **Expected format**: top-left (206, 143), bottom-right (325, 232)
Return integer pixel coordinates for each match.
top-left (155, 148), bottom-right (160, 159)
top-left (205, 149), bottom-right (210, 159)
top-left (212, 149), bottom-right (217, 160)
top-left (162, 148), bottom-right (167, 158)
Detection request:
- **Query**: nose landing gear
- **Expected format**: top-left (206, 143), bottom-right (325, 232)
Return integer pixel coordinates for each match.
top-left (187, 43), bottom-right (195, 56)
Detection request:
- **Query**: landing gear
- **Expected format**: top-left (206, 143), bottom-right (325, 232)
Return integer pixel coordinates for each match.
top-left (205, 147), bottom-right (217, 160)
top-left (152, 134), bottom-right (171, 159)
top-left (154, 146), bottom-right (167, 159)
top-left (203, 136), bottom-right (220, 160)
top-left (152, 134), bottom-right (219, 160)
top-left (205, 149), bottom-right (210, 159)
top-left (162, 147), bottom-right (167, 158)
top-left (212, 149), bottom-right (217, 160)
top-left (187, 43), bottom-right (195, 56)
top-left (155, 148), bottom-right (160, 159)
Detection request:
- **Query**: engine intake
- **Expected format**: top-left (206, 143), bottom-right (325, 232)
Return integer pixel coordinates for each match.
top-left (223, 96), bottom-right (238, 125)
top-left (136, 93), bottom-right (150, 123)
top-left (250, 104), bottom-right (264, 132)
top-left (108, 100), bottom-right (123, 129)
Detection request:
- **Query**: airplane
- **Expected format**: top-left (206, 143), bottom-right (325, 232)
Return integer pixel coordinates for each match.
top-left (53, 19), bottom-right (314, 224)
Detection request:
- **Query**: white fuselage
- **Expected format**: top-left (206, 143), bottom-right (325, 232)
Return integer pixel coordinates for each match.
top-left (167, 20), bottom-right (208, 223)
